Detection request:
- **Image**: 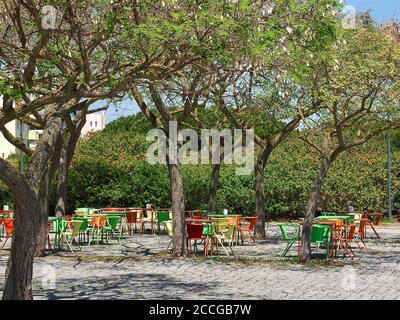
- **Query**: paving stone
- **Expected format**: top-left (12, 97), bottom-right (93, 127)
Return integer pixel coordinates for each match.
top-left (0, 223), bottom-right (399, 299)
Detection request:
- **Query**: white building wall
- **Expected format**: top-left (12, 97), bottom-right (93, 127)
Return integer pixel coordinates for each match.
top-left (81, 112), bottom-right (106, 136)
top-left (0, 97), bottom-right (30, 159)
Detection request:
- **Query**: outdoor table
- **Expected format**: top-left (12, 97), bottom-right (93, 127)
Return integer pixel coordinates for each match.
top-left (185, 218), bottom-right (214, 224)
top-left (315, 215), bottom-right (351, 224)
top-left (207, 214), bottom-right (243, 218)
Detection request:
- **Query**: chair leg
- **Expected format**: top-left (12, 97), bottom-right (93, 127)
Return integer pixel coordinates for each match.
top-left (369, 224), bottom-right (380, 239)
top-left (218, 238), bottom-right (230, 256)
top-left (0, 235), bottom-right (10, 250)
top-left (282, 239), bottom-right (294, 257)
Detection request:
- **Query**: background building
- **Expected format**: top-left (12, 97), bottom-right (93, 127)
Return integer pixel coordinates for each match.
top-left (81, 112), bottom-right (106, 136)
top-left (0, 120), bottom-right (30, 159)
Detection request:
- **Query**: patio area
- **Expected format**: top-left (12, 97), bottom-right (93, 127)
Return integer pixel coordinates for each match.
top-left (1, 222), bottom-right (399, 300)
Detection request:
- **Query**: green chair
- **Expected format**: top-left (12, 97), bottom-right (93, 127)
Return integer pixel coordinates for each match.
top-left (202, 223), bottom-right (216, 256)
top-left (156, 211), bottom-right (171, 233)
top-left (51, 217), bottom-right (68, 249)
top-left (311, 225), bottom-right (331, 260)
top-left (59, 220), bottom-right (83, 254)
top-left (279, 223), bottom-right (299, 257)
top-left (74, 217), bottom-right (88, 243)
top-left (103, 215), bottom-right (121, 243)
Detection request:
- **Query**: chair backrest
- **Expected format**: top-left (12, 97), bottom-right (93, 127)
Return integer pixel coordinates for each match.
top-left (157, 211), bottom-right (170, 224)
top-left (71, 221), bottom-right (83, 237)
top-left (107, 216), bottom-right (120, 230)
top-left (346, 224), bottom-right (357, 240)
top-left (311, 225), bottom-right (330, 243)
top-left (3, 219), bottom-right (13, 235)
top-left (187, 223), bottom-right (204, 240)
top-left (91, 215), bottom-right (105, 228)
top-left (74, 217), bottom-right (88, 231)
top-left (192, 211), bottom-right (202, 218)
top-left (202, 223), bottom-right (215, 236)
top-left (126, 211), bottom-right (138, 223)
top-left (246, 217), bottom-right (257, 231)
top-left (225, 224), bottom-right (236, 240)
top-left (165, 220), bottom-right (173, 236)
top-left (279, 224), bottom-right (298, 240)
top-left (215, 220), bottom-right (228, 233)
top-left (358, 219), bottom-right (367, 237)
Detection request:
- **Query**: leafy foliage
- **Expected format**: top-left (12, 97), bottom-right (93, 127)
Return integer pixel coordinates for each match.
top-left (49, 115), bottom-right (400, 218)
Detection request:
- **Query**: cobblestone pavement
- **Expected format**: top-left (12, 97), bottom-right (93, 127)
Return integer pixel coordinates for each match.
top-left (0, 223), bottom-right (399, 300)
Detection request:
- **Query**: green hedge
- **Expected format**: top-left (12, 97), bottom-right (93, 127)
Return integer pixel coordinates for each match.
top-left (64, 117), bottom-right (399, 218)
top-left (3, 115), bottom-right (398, 218)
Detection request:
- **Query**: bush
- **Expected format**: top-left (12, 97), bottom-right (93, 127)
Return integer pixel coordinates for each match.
top-left (0, 182), bottom-right (13, 209)
top-left (63, 115), bottom-right (399, 218)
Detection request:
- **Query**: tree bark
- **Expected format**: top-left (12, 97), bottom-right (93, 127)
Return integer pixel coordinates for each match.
top-left (33, 171), bottom-right (50, 257)
top-left (207, 164), bottom-right (221, 213)
top-left (2, 188), bottom-right (37, 300)
top-left (54, 120), bottom-right (83, 217)
top-left (55, 137), bottom-right (69, 217)
top-left (254, 146), bottom-right (272, 239)
top-left (299, 154), bottom-right (335, 262)
top-left (168, 163), bottom-right (187, 257)
top-left (2, 111), bottom-right (63, 299)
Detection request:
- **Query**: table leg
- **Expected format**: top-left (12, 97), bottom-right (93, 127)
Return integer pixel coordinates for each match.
top-left (297, 224), bottom-right (301, 258)
top-left (151, 211), bottom-right (154, 235)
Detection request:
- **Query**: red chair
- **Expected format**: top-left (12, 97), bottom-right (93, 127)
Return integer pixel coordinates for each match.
top-left (186, 223), bottom-right (205, 254)
top-left (192, 211), bottom-right (202, 218)
top-left (0, 219), bottom-right (13, 250)
top-left (126, 211), bottom-right (143, 235)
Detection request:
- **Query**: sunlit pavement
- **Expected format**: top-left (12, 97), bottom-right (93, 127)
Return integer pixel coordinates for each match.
top-left (0, 223), bottom-right (399, 299)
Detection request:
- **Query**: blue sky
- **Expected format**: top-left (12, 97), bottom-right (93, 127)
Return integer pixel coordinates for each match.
top-left (101, 0), bottom-right (400, 124)
top-left (346, 0), bottom-right (400, 22)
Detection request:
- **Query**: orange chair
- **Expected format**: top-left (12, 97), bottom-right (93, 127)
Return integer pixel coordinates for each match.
top-left (336, 224), bottom-right (357, 258)
top-left (353, 218), bottom-right (368, 248)
top-left (238, 217), bottom-right (257, 246)
top-left (88, 215), bottom-right (106, 246)
top-left (0, 219), bottom-right (13, 250)
top-left (365, 212), bottom-right (382, 239)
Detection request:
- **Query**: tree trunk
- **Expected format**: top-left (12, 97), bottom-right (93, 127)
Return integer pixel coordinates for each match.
top-left (254, 146), bottom-right (272, 239)
top-left (207, 164), bottom-right (221, 213)
top-left (55, 137), bottom-right (69, 217)
top-left (3, 111), bottom-right (63, 300)
top-left (299, 154), bottom-right (334, 262)
top-left (168, 163), bottom-right (186, 257)
top-left (33, 172), bottom-right (50, 257)
top-left (2, 186), bottom-right (37, 300)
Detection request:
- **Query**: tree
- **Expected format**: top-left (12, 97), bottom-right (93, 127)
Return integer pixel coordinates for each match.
top-left (209, 0), bottom-right (341, 238)
top-left (54, 103), bottom-right (110, 217)
top-left (299, 21), bottom-right (400, 261)
top-left (0, 0), bottom-right (204, 299)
